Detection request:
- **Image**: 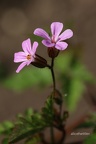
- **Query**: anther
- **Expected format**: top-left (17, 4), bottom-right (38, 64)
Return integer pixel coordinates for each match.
top-left (27, 54), bottom-right (31, 60)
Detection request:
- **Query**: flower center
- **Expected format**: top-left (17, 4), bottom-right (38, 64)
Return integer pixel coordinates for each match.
top-left (51, 35), bottom-right (56, 43)
top-left (27, 54), bottom-right (32, 60)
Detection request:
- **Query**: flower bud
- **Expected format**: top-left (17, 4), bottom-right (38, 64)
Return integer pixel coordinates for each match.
top-left (32, 54), bottom-right (47, 68)
top-left (48, 47), bottom-right (60, 58)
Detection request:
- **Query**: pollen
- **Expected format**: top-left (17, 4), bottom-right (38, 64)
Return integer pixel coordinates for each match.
top-left (27, 54), bottom-right (31, 60)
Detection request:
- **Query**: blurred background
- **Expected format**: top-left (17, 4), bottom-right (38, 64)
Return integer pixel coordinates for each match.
top-left (0, 0), bottom-right (96, 143)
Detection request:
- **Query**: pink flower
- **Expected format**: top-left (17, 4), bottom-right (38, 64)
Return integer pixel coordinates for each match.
top-left (34, 22), bottom-right (73, 50)
top-left (14, 38), bottom-right (38, 73)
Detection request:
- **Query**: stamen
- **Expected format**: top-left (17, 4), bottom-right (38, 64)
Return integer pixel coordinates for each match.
top-left (27, 54), bottom-right (31, 60)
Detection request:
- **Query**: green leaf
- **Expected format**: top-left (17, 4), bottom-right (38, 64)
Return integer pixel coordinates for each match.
top-left (3, 121), bottom-right (14, 130)
top-left (2, 67), bottom-right (51, 91)
top-left (84, 133), bottom-right (96, 144)
top-left (24, 108), bottom-right (34, 121)
top-left (9, 111), bottom-right (48, 143)
top-left (67, 78), bottom-right (85, 111)
top-left (9, 124), bottom-right (43, 143)
top-left (0, 124), bottom-right (5, 134)
top-left (72, 62), bottom-right (96, 83)
top-left (2, 138), bottom-right (9, 144)
top-left (0, 121), bottom-right (14, 135)
top-left (57, 51), bottom-right (95, 112)
top-left (25, 135), bottom-right (40, 144)
top-left (25, 108), bottom-right (33, 116)
top-left (41, 95), bottom-right (55, 126)
top-left (77, 121), bottom-right (96, 129)
top-left (0, 107), bottom-right (50, 144)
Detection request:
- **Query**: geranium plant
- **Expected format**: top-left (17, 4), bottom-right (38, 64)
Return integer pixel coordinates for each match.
top-left (0, 22), bottom-right (96, 144)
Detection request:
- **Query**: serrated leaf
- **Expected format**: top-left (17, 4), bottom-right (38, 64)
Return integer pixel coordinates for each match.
top-left (9, 123), bottom-right (45, 144)
top-left (9, 111), bottom-right (48, 143)
top-left (42, 96), bottom-right (54, 124)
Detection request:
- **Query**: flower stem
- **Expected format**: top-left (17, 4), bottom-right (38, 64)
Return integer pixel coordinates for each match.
top-left (47, 58), bottom-right (56, 143)
top-left (50, 58), bottom-right (56, 144)
top-left (51, 58), bottom-right (56, 92)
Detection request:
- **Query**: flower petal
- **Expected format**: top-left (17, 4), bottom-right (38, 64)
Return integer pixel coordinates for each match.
top-left (59, 29), bottom-right (73, 41)
top-left (16, 61), bottom-right (27, 73)
top-left (22, 38), bottom-right (32, 55)
top-left (51, 22), bottom-right (63, 41)
top-left (42, 40), bottom-right (55, 47)
top-left (27, 59), bottom-right (33, 66)
top-left (34, 28), bottom-right (50, 40)
top-left (31, 41), bottom-right (38, 55)
top-left (14, 52), bottom-right (26, 63)
top-left (55, 42), bottom-right (68, 50)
